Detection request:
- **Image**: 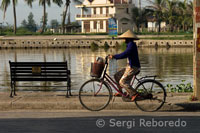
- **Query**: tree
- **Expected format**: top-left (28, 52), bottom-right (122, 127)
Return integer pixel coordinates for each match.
top-left (130, 7), bottom-right (152, 32)
top-left (40, 13), bottom-right (48, 31)
top-left (164, 0), bottom-right (178, 32)
top-left (39, 0), bottom-right (63, 34)
top-left (0, 0), bottom-right (18, 34)
top-left (50, 19), bottom-right (59, 29)
top-left (146, 0), bottom-right (166, 33)
top-left (27, 12), bottom-right (37, 32)
top-left (24, 0), bottom-right (35, 7)
top-left (21, 19), bottom-right (27, 28)
top-left (178, 0), bottom-right (193, 31)
top-left (61, 0), bottom-right (86, 34)
top-left (120, 6), bottom-right (151, 33)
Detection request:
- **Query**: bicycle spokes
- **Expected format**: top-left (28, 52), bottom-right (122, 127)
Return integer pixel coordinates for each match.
top-left (135, 80), bottom-right (166, 112)
top-left (79, 79), bottom-right (112, 111)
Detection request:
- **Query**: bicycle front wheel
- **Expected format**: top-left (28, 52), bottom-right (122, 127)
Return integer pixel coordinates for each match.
top-left (135, 79), bottom-right (166, 112)
top-left (79, 79), bottom-right (112, 111)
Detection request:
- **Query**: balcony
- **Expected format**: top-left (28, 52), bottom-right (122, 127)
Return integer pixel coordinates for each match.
top-left (76, 14), bottom-right (114, 20)
top-left (109, 0), bottom-right (132, 4)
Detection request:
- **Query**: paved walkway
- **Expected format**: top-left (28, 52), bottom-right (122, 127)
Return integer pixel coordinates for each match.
top-left (0, 92), bottom-right (199, 112)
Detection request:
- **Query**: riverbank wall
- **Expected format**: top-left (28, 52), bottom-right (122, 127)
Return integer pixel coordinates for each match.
top-left (0, 36), bottom-right (194, 49)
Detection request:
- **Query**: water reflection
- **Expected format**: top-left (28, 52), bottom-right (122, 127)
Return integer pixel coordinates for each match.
top-left (0, 47), bottom-right (193, 91)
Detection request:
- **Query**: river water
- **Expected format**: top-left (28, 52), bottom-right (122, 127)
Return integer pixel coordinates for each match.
top-left (0, 47), bottom-right (193, 92)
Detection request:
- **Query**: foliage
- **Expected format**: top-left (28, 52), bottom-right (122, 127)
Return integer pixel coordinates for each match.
top-left (90, 42), bottom-right (99, 51)
top-left (50, 19), bottom-right (59, 29)
top-left (166, 80), bottom-right (193, 93)
top-left (120, 42), bottom-right (127, 51)
top-left (189, 95), bottom-right (198, 101)
top-left (40, 13), bottom-right (48, 30)
top-left (146, 0), bottom-right (193, 33)
top-left (104, 42), bottom-right (110, 48)
top-left (0, 0), bottom-right (18, 34)
top-left (21, 12), bottom-right (37, 32)
top-left (21, 19), bottom-right (28, 28)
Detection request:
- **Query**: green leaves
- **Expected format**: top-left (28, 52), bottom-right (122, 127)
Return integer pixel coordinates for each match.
top-left (166, 80), bottom-right (193, 93)
top-left (0, 0), bottom-right (11, 19)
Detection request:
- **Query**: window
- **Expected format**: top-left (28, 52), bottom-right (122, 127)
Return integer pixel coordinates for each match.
top-left (100, 21), bottom-right (103, 29)
top-left (94, 21), bottom-right (97, 29)
top-left (106, 7), bottom-right (109, 14)
top-left (100, 7), bottom-right (103, 14)
top-left (93, 8), bottom-right (96, 14)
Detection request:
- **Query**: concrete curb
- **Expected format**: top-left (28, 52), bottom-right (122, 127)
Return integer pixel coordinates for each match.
top-left (0, 92), bottom-right (200, 111)
top-left (0, 92), bottom-right (198, 111)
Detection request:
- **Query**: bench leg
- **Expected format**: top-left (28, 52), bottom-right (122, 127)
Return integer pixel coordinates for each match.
top-left (69, 87), bottom-right (72, 96)
top-left (66, 77), bottom-right (72, 98)
top-left (14, 83), bottom-right (17, 96)
top-left (66, 86), bottom-right (70, 98)
top-left (10, 82), bottom-right (14, 98)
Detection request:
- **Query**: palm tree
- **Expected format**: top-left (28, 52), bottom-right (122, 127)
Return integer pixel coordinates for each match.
top-left (164, 0), bottom-right (178, 32)
top-left (119, 6), bottom-right (151, 33)
top-left (61, 0), bottom-right (85, 34)
top-left (0, 0), bottom-right (18, 34)
top-left (62, 0), bottom-right (71, 34)
top-left (130, 7), bottom-right (152, 32)
top-left (146, 0), bottom-right (166, 33)
top-left (176, 0), bottom-right (193, 31)
top-left (39, 0), bottom-right (63, 34)
top-left (24, 0), bottom-right (35, 7)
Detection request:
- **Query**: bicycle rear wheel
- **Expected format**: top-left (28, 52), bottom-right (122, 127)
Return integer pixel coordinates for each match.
top-left (135, 79), bottom-right (166, 112)
top-left (79, 79), bottom-right (112, 111)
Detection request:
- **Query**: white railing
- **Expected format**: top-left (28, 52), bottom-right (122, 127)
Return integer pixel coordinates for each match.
top-left (76, 14), bottom-right (114, 18)
top-left (109, 0), bottom-right (131, 4)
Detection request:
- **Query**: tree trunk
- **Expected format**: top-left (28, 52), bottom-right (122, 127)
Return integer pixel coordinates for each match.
top-left (183, 23), bottom-right (185, 32)
top-left (137, 24), bottom-right (140, 33)
top-left (62, 0), bottom-right (70, 34)
top-left (12, 0), bottom-right (17, 34)
top-left (41, 0), bottom-right (46, 34)
top-left (158, 21), bottom-right (161, 33)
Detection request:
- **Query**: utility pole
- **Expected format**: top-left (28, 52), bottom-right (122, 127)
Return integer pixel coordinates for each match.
top-left (193, 0), bottom-right (200, 99)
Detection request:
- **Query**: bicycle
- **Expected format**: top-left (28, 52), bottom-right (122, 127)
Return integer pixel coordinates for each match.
top-left (79, 56), bottom-right (166, 112)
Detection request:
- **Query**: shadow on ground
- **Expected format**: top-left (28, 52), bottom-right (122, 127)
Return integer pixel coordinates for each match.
top-left (162, 103), bottom-right (200, 112)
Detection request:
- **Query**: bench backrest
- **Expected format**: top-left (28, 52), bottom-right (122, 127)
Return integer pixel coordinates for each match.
top-left (9, 61), bottom-right (70, 82)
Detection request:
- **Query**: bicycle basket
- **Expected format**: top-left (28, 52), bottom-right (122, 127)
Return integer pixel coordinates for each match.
top-left (90, 62), bottom-right (105, 78)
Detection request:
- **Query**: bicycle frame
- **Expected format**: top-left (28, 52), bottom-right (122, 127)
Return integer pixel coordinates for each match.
top-left (99, 56), bottom-right (157, 97)
top-left (99, 57), bottom-right (137, 97)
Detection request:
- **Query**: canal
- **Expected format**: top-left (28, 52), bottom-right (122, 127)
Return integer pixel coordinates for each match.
top-left (0, 47), bottom-right (193, 92)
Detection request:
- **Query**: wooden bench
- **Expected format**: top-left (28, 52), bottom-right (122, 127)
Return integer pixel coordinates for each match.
top-left (9, 61), bottom-right (72, 98)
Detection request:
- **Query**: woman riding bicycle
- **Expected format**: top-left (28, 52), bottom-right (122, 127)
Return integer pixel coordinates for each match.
top-left (109, 29), bottom-right (141, 101)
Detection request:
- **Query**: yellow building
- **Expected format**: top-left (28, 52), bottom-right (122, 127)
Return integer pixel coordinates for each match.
top-left (75, 0), bottom-right (135, 33)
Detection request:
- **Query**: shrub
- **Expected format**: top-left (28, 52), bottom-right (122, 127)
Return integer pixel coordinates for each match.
top-left (120, 42), bottom-right (127, 50)
top-left (90, 42), bottom-right (99, 51)
top-left (104, 42), bottom-right (110, 48)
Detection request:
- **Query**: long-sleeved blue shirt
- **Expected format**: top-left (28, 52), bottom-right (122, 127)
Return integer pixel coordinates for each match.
top-left (113, 42), bottom-right (141, 68)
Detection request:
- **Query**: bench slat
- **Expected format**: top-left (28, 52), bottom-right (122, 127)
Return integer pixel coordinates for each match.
top-left (9, 61), bottom-right (71, 97)
top-left (11, 68), bottom-right (68, 70)
top-left (10, 65), bottom-right (67, 67)
top-left (10, 62), bottom-right (67, 64)
top-left (11, 74), bottom-right (68, 77)
top-left (12, 78), bottom-right (68, 81)
top-left (10, 71), bottom-right (68, 73)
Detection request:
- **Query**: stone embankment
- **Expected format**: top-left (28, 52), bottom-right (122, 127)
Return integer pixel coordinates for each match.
top-left (0, 35), bottom-right (194, 49)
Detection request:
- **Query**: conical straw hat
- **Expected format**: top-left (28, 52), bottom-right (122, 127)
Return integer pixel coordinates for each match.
top-left (118, 30), bottom-right (139, 40)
